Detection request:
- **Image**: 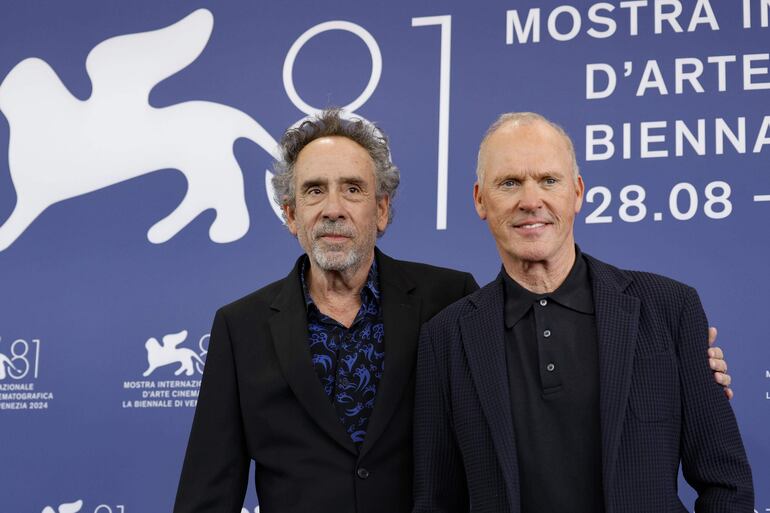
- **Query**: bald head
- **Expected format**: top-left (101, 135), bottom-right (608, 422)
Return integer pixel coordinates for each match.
top-left (476, 112), bottom-right (579, 185)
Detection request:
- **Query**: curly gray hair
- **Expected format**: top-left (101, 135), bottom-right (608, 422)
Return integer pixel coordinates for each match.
top-left (272, 108), bottom-right (400, 232)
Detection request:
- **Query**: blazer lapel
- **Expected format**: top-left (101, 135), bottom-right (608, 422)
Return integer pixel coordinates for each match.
top-left (268, 258), bottom-right (357, 455)
top-left (586, 256), bottom-right (640, 496)
top-left (460, 279), bottom-right (520, 508)
top-left (360, 249), bottom-right (421, 457)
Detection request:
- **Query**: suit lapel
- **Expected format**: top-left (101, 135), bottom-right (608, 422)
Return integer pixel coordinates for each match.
top-left (586, 256), bottom-right (640, 495)
top-left (460, 279), bottom-right (520, 508)
top-left (268, 258), bottom-right (357, 455)
top-left (360, 249), bottom-right (421, 457)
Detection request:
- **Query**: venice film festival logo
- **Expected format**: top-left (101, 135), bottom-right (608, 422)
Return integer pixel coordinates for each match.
top-left (143, 329), bottom-right (205, 377)
top-left (41, 499), bottom-right (259, 513)
top-left (0, 336), bottom-right (53, 411)
top-left (0, 8), bottom-right (384, 251)
top-left (0, 336), bottom-right (41, 381)
top-left (42, 500), bottom-right (83, 513)
top-left (122, 329), bottom-right (209, 410)
top-left (41, 500), bottom-right (125, 513)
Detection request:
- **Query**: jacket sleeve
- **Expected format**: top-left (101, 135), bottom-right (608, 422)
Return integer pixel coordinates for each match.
top-left (413, 323), bottom-right (469, 513)
top-left (173, 309), bottom-right (250, 513)
top-left (676, 287), bottom-right (754, 512)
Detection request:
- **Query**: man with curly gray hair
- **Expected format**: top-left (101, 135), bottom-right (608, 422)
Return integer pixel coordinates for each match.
top-left (174, 108), bottom-right (479, 513)
top-left (272, 108), bottom-right (400, 231)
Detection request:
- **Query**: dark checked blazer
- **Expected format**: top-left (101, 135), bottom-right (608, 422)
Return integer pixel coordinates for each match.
top-left (413, 253), bottom-right (753, 513)
top-left (173, 248), bottom-right (478, 513)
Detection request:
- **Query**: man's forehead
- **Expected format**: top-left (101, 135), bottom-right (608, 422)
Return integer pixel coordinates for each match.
top-left (483, 123), bottom-right (571, 167)
top-left (296, 136), bottom-right (370, 161)
top-left (294, 136), bottom-right (375, 178)
top-left (491, 120), bottom-right (567, 149)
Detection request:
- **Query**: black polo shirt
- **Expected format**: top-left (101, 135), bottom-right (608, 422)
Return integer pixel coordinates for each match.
top-left (503, 248), bottom-right (604, 513)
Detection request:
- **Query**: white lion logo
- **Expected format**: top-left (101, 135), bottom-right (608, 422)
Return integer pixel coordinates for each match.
top-left (42, 499), bottom-right (83, 513)
top-left (0, 351), bottom-right (19, 380)
top-left (143, 329), bottom-right (204, 377)
top-left (0, 9), bottom-right (281, 251)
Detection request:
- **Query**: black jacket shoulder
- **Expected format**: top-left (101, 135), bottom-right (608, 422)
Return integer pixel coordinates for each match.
top-left (216, 250), bottom-right (479, 324)
top-left (216, 270), bottom-right (294, 322)
top-left (585, 253), bottom-right (693, 295)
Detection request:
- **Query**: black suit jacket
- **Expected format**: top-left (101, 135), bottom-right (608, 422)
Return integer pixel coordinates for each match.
top-left (174, 248), bottom-right (478, 513)
top-left (414, 254), bottom-right (753, 513)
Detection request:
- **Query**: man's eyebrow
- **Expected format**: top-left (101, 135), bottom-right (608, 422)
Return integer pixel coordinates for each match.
top-left (500, 169), bottom-right (566, 179)
top-left (339, 176), bottom-right (367, 186)
top-left (299, 176), bottom-right (368, 191)
top-left (298, 178), bottom-right (327, 190)
top-left (493, 172), bottom-right (523, 182)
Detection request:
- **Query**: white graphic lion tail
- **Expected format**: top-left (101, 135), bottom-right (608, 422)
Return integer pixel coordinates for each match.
top-left (228, 110), bottom-right (284, 221)
top-left (192, 351), bottom-right (206, 366)
top-left (231, 111), bottom-right (280, 161)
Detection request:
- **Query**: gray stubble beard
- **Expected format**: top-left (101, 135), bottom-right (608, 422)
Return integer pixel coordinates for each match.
top-left (301, 219), bottom-right (377, 275)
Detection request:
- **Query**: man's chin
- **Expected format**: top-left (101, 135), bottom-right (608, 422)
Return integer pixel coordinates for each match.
top-left (501, 242), bottom-right (552, 264)
top-left (316, 241), bottom-right (350, 252)
top-left (312, 248), bottom-right (360, 272)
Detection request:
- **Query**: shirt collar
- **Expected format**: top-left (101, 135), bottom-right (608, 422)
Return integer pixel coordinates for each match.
top-left (502, 245), bottom-right (594, 328)
top-left (299, 255), bottom-right (381, 313)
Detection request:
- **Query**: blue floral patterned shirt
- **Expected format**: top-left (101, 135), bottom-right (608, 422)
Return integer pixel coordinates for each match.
top-left (300, 258), bottom-right (385, 446)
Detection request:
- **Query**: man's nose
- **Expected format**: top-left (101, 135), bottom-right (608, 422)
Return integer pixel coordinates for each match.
top-left (517, 182), bottom-right (543, 211)
top-left (321, 189), bottom-right (346, 219)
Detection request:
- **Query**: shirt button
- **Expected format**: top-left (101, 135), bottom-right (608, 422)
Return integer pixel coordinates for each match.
top-left (543, 330), bottom-right (551, 338)
top-left (539, 299), bottom-right (548, 306)
top-left (357, 467), bottom-right (370, 479)
top-left (546, 363), bottom-right (556, 372)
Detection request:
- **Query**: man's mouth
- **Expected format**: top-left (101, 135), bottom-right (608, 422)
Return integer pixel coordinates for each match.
top-left (313, 221), bottom-right (356, 242)
top-left (316, 232), bottom-right (352, 243)
top-left (512, 219), bottom-right (552, 233)
top-left (514, 219), bottom-right (550, 227)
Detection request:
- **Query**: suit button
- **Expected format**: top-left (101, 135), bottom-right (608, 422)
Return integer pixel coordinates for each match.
top-left (356, 467), bottom-right (370, 479)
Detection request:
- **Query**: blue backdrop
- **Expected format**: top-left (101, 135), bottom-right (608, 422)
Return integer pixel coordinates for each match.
top-left (0, 1), bottom-right (767, 512)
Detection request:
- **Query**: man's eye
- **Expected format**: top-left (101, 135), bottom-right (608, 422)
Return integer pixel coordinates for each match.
top-left (501, 180), bottom-right (518, 187)
top-left (347, 186), bottom-right (361, 194)
top-left (307, 187), bottom-right (322, 195)
top-left (544, 178), bottom-right (558, 185)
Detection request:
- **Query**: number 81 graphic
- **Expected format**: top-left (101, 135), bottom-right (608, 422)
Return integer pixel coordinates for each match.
top-left (0, 337), bottom-right (41, 380)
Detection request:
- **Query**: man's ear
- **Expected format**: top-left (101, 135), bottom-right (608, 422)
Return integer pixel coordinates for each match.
top-left (376, 194), bottom-right (390, 233)
top-left (473, 182), bottom-right (487, 220)
top-left (574, 175), bottom-right (585, 213)
top-left (283, 203), bottom-right (298, 235)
